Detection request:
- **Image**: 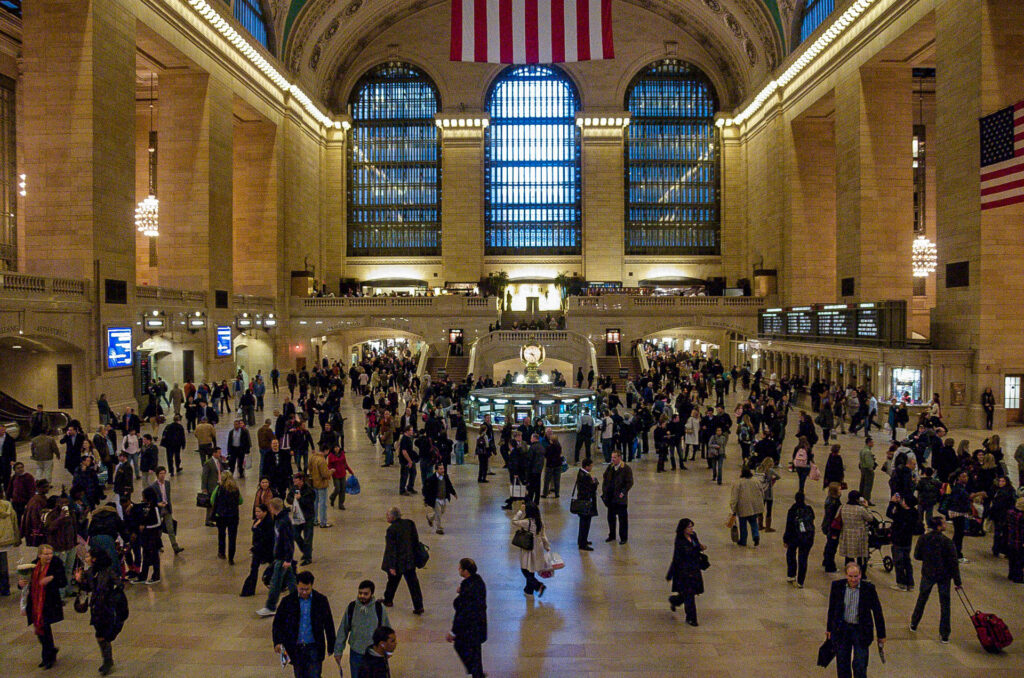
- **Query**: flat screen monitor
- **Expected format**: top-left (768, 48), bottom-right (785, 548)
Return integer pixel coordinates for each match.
top-left (106, 326), bottom-right (133, 369)
top-left (216, 326), bottom-right (232, 357)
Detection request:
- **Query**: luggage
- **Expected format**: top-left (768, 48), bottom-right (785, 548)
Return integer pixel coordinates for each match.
top-left (958, 588), bottom-right (1013, 652)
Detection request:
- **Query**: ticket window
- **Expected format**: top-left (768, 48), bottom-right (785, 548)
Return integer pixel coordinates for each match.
top-left (1005, 376), bottom-right (1022, 424)
top-left (605, 329), bottom-right (621, 357)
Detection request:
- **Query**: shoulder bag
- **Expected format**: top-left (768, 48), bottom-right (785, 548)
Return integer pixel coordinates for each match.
top-left (569, 477), bottom-right (597, 517)
top-left (512, 519), bottom-right (535, 550)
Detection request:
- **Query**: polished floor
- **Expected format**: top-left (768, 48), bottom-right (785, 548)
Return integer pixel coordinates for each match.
top-left (2, 387), bottom-right (1023, 677)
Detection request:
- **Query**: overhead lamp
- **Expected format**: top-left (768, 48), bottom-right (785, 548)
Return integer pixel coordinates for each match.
top-left (18, 174), bottom-right (25, 197)
top-left (136, 74), bottom-right (160, 238)
top-left (911, 235), bottom-right (937, 277)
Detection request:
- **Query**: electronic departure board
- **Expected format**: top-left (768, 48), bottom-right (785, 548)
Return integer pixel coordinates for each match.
top-left (758, 301), bottom-right (906, 347)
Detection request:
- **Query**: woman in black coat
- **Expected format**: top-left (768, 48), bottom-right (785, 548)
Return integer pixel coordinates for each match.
top-left (240, 503), bottom-right (275, 597)
top-left (822, 444), bottom-right (845, 489)
top-left (24, 544), bottom-right (67, 669)
top-left (782, 492), bottom-right (816, 587)
top-left (666, 518), bottom-right (705, 626)
top-left (75, 548), bottom-right (125, 675)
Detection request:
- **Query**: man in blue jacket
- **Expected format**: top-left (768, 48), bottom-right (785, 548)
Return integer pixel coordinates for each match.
top-left (826, 562), bottom-right (886, 678)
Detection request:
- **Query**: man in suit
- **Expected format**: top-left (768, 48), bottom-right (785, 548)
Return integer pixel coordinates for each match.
top-left (121, 407), bottom-right (141, 436)
top-left (160, 415), bottom-right (187, 475)
top-left (381, 506), bottom-right (424, 614)
top-left (447, 557), bottom-right (487, 678)
top-left (149, 466), bottom-right (184, 554)
top-left (226, 418), bottom-right (252, 478)
top-left (59, 423), bottom-right (85, 475)
top-left (272, 570), bottom-right (336, 678)
top-left (29, 404), bottom-right (47, 438)
top-left (826, 562), bottom-right (886, 678)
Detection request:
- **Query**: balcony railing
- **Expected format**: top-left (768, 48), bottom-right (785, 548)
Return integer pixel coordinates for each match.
top-left (566, 294), bottom-right (766, 313)
top-left (136, 286), bottom-right (206, 304)
top-left (0, 273), bottom-right (88, 298)
top-left (294, 296), bottom-right (498, 314)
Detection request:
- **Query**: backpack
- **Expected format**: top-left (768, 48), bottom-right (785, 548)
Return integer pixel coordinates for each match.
top-left (796, 506), bottom-right (815, 536)
top-left (346, 599), bottom-right (383, 631)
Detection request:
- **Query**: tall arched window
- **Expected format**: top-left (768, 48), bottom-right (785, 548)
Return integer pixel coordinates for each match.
top-left (347, 63), bottom-right (441, 257)
top-left (624, 60), bottom-right (720, 255)
top-left (486, 66), bottom-right (580, 255)
top-left (233, 0), bottom-right (271, 52)
top-left (800, 0), bottom-right (835, 43)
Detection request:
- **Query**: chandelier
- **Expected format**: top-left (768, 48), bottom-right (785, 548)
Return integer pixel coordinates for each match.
top-left (911, 235), bottom-right (937, 277)
top-left (136, 74), bottom-right (159, 238)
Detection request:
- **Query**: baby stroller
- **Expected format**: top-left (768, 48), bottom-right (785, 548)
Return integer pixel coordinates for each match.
top-left (866, 511), bottom-right (894, 573)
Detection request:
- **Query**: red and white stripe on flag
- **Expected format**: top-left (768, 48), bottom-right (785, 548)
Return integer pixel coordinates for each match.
top-left (450, 0), bottom-right (614, 64)
top-left (980, 101), bottom-right (1024, 211)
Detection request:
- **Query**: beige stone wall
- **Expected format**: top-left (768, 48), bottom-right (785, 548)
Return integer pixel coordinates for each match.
top-left (440, 127), bottom-right (485, 284)
top-left (741, 108), bottom-right (785, 282)
top-left (233, 119), bottom-right (279, 296)
top-left (785, 117), bottom-right (836, 305)
top-left (581, 126), bottom-right (625, 282)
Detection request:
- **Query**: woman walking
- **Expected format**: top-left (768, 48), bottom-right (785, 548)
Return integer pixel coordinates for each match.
top-left (74, 547), bottom-right (126, 675)
top-left (511, 502), bottom-right (551, 597)
top-left (240, 502), bottom-right (275, 597)
top-left (327, 446), bottom-right (356, 510)
top-left (23, 543), bottom-right (67, 669)
top-left (821, 482), bottom-right (843, 572)
top-left (252, 476), bottom-right (275, 520)
top-left (822, 444), bottom-right (845, 490)
top-left (212, 473), bottom-right (242, 564)
top-left (837, 490), bottom-right (874, 573)
top-left (666, 518), bottom-right (705, 626)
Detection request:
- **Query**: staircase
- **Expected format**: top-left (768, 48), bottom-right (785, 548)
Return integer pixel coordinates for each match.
top-left (595, 355), bottom-right (642, 392)
top-left (425, 355), bottom-right (470, 383)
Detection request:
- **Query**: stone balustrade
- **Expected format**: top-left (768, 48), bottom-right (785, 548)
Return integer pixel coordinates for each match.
top-left (566, 294), bottom-right (767, 314)
top-left (293, 295), bottom-right (498, 315)
top-left (0, 272), bottom-right (88, 298)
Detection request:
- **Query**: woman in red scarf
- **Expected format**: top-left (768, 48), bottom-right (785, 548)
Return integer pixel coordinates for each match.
top-left (24, 543), bottom-right (66, 668)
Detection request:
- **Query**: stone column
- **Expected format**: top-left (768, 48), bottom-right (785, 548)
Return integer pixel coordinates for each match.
top-left (322, 124), bottom-right (346, 291)
top-left (437, 115), bottom-right (486, 283)
top-left (579, 117), bottom-right (626, 283)
top-left (834, 66), bottom-right (914, 304)
top-left (934, 0), bottom-right (1024, 427)
top-left (157, 72), bottom-right (234, 295)
top-left (233, 117), bottom-right (280, 298)
top-left (785, 118), bottom-right (836, 304)
top-left (720, 121), bottom-right (747, 286)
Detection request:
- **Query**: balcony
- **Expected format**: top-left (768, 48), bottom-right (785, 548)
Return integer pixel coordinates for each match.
top-left (566, 294), bottom-right (766, 315)
top-left (291, 295), bottom-right (499, 317)
top-left (0, 273), bottom-right (92, 311)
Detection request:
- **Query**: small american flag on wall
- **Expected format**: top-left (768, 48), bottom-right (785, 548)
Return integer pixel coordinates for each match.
top-left (980, 101), bottom-right (1024, 211)
top-left (450, 0), bottom-right (614, 64)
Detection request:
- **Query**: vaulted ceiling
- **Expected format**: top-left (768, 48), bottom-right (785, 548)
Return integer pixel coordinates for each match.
top-left (267, 0), bottom-right (797, 111)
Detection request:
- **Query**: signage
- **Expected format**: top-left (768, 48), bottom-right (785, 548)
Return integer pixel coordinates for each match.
top-left (106, 327), bottom-right (133, 369)
top-left (758, 301), bottom-right (906, 347)
top-left (216, 326), bottom-right (232, 357)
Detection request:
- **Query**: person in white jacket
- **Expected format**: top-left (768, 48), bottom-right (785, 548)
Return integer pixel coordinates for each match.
top-left (511, 501), bottom-right (551, 597)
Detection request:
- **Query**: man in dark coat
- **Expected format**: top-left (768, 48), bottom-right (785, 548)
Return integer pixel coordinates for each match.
top-left (272, 570), bottom-right (336, 678)
top-left (226, 419), bottom-right (252, 479)
top-left (380, 507), bottom-right (423, 614)
top-left (602, 451), bottom-right (634, 544)
top-left (159, 415), bottom-right (186, 475)
top-left (447, 558), bottom-right (487, 678)
top-left (60, 423), bottom-right (85, 476)
top-left (826, 562), bottom-right (886, 678)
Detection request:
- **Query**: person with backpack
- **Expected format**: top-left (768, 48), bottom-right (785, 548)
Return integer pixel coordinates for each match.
top-left (887, 493), bottom-right (921, 592)
top-left (910, 516), bottom-right (962, 643)
top-left (783, 492), bottom-right (815, 588)
top-left (74, 547), bottom-right (128, 675)
top-left (334, 579), bottom-right (390, 678)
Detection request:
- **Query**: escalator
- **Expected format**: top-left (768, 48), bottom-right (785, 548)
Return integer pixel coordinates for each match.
top-left (0, 389), bottom-right (70, 439)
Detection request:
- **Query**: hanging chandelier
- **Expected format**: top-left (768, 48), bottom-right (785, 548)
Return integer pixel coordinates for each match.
top-left (911, 235), bottom-right (937, 277)
top-left (136, 74), bottom-right (159, 238)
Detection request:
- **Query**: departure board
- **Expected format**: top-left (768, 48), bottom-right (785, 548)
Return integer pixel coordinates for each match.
top-left (758, 301), bottom-right (905, 347)
top-left (761, 311), bottom-right (783, 334)
top-left (857, 307), bottom-right (879, 338)
top-left (786, 310), bottom-right (813, 335)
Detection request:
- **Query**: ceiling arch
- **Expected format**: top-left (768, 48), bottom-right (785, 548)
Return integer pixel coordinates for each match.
top-left (272, 0), bottom-right (789, 114)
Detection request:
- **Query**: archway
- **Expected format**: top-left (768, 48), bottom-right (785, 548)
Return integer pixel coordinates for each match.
top-left (0, 333), bottom-right (87, 431)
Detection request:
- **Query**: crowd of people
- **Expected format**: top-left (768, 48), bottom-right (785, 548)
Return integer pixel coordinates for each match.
top-left (1, 341), bottom-right (1022, 677)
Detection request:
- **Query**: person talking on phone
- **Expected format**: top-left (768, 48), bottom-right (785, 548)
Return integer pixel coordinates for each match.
top-left (272, 570), bottom-right (336, 678)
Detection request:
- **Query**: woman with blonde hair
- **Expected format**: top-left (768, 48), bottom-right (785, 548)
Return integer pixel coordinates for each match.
top-left (212, 473), bottom-right (242, 564)
top-left (23, 543), bottom-right (67, 669)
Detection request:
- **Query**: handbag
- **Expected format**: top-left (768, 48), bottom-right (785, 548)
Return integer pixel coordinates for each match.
top-left (817, 638), bottom-right (836, 667)
top-left (698, 552), bottom-right (710, 571)
top-left (809, 463), bottom-right (821, 482)
top-left (345, 475), bottom-right (361, 495)
top-left (544, 550), bottom-right (564, 571)
top-left (414, 541), bottom-right (430, 569)
top-left (569, 477), bottom-right (597, 517)
top-left (290, 501), bottom-right (306, 525)
top-left (560, 458), bottom-right (569, 474)
top-left (196, 491), bottom-right (210, 508)
top-left (509, 481), bottom-right (527, 499)
top-left (73, 591), bottom-right (90, 614)
top-left (512, 527), bottom-right (535, 551)
top-left (730, 524), bottom-right (740, 544)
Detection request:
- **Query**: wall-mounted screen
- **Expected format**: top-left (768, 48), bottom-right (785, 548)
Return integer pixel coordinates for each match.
top-left (216, 326), bottom-right (232, 357)
top-left (106, 326), bottom-right (133, 369)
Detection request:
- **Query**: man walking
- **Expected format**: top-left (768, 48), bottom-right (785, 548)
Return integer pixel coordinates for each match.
top-left (226, 418), bottom-right (252, 479)
top-left (358, 627), bottom-right (397, 678)
top-left (447, 558), bottom-right (487, 678)
top-left (910, 516), bottom-right (962, 644)
top-left (272, 570), bottom-right (336, 678)
top-left (194, 417), bottom-right (216, 465)
top-left (602, 450), bottom-right (633, 545)
top-left (422, 462), bottom-right (457, 535)
top-left (29, 428), bottom-right (60, 482)
top-left (149, 467), bottom-right (184, 554)
top-left (381, 507), bottom-right (424, 614)
top-left (525, 434), bottom-right (545, 505)
top-left (334, 580), bottom-right (390, 678)
top-left (858, 438), bottom-right (876, 505)
top-left (573, 410), bottom-right (594, 464)
top-left (288, 473), bottom-right (316, 566)
top-left (159, 415), bottom-right (186, 476)
top-left (257, 498), bottom-right (298, 617)
top-left (826, 562), bottom-right (886, 678)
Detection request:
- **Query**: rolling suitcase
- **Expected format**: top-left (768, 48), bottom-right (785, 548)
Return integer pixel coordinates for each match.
top-left (958, 588), bottom-right (1013, 652)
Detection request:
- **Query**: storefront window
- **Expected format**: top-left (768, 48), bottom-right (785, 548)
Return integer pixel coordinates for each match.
top-left (891, 368), bottom-right (922, 403)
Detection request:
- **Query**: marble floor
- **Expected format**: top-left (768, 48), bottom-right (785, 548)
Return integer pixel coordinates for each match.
top-left (2, 388), bottom-right (1024, 677)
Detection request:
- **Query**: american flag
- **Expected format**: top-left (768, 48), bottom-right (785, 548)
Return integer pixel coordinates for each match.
top-left (980, 101), bottom-right (1024, 211)
top-left (450, 0), bottom-right (614, 64)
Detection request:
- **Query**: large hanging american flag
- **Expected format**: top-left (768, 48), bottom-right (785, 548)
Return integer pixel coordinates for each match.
top-left (450, 0), bottom-right (614, 64)
top-left (980, 101), bottom-right (1024, 211)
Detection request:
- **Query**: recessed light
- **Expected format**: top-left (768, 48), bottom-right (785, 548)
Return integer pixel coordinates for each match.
top-left (11, 345), bottom-right (21, 349)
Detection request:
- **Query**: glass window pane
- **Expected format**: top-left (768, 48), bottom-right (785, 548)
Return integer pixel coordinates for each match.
top-left (624, 60), bottom-right (720, 255)
top-left (485, 66), bottom-right (581, 255)
top-left (1004, 377), bottom-right (1020, 410)
top-left (800, 0), bottom-right (835, 43)
top-left (233, 0), bottom-right (270, 51)
top-left (347, 63), bottom-right (441, 257)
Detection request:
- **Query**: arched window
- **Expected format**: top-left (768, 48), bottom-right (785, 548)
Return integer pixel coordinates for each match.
top-left (233, 0), bottom-right (271, 52)
top-left (485, 65), bottom-right (581, 255)
top-left (800, 0), bottom-right (834, 43)
top-left (347, 63), bottom-right (441, 257)
top-left (624, 60), bottom-right (720, 255)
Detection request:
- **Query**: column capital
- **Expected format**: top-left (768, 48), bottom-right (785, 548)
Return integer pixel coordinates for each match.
top-left (435, 113), bottom-right (490, 139)
top-left (575, 111), bottom-right (630, 139)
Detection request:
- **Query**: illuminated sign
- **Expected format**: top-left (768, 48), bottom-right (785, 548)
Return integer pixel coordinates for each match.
top-left (106, 327), bottom-right (133, 369)
top-left (216, 326), bottom-right (232, 357)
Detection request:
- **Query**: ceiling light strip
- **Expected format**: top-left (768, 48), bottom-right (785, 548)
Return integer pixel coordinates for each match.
top-left (718, 0), bottom-right (879, 128)
top-left (183, 0), bottom-right (336, 129)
